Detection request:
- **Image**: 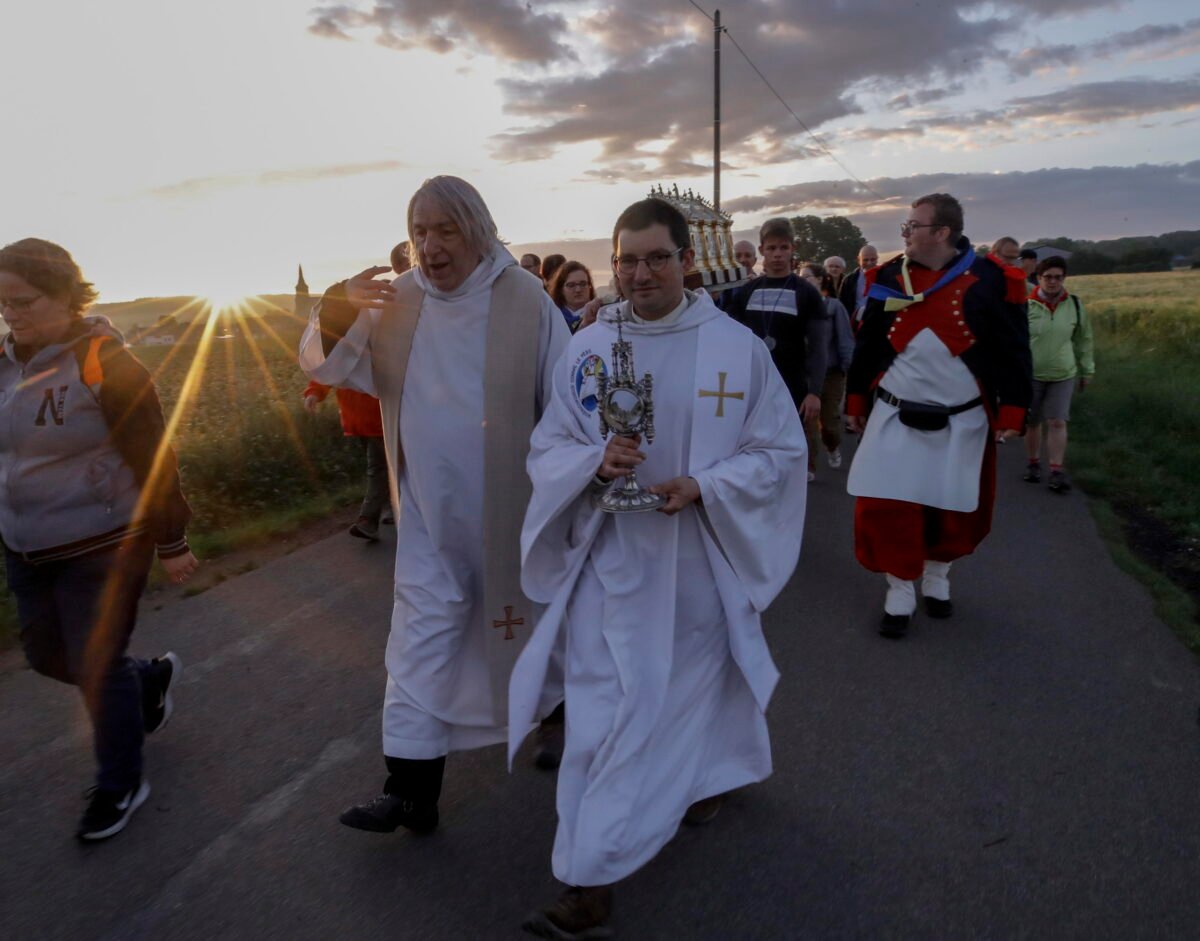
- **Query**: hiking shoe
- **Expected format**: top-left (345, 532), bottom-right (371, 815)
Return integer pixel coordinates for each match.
top-left (523, 886), bottom-right (613, 940)
top-left (144, 651), bottom-right (181, 734)
top-left (339, 794), bottom-right (438, 834)
top-left (533, 720), bottom-right (565, 771)
top-left (1023, 462), bottom-right (1041, 483)
top-left (348, 517), bottom-right (380, 541)
top-left (1048, 469), bottom-right (1072, 493)
top-left (683, 793), bottom-right (725, 825)
top-left (77, 779), bottom-right (150, 841)
top-left (826, 448), bottom-right (843, 469)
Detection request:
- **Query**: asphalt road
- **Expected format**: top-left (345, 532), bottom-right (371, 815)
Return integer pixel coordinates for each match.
top-left (2, 441), bottom-right (1199, 940)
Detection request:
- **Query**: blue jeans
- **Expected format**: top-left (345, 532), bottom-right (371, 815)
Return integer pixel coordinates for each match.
top-left (6, 536), bottom-right (155, 792)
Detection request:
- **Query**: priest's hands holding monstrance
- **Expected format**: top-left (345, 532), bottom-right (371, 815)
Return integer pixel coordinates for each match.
top-left (597, 433), bottom-right (644, 482)
top-left (596, 435), bottom-right (700, 517)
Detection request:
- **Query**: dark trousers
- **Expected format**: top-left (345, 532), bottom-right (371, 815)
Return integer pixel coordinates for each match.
top-left (359, 436), bottom-right (390, 523)
top-left (6, 536), bottom-right (156, 792)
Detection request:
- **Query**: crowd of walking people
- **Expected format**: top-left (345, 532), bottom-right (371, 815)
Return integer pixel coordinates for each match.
top-left (0, 177), bottom-right (1097, 938)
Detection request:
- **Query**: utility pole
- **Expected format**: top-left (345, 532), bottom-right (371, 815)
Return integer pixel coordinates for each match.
top-left (713, 9), bottom-right (722, 212)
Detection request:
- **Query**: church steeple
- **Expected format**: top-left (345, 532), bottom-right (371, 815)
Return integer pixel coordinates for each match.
top-left (295, 264), bottom-right (309, 296)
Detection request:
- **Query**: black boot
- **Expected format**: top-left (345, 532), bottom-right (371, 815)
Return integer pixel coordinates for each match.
top-left (533, 702), bottom-right (565, 770)
top-left (339, 755), bottom-right (444, 834)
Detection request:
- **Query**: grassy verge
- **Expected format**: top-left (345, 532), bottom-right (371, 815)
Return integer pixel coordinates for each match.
top-left (1068, 271), bottom-right (1200, 651)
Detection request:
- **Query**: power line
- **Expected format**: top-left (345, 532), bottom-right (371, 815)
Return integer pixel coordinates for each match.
top-left (685, 1), bottom-right (889, 204)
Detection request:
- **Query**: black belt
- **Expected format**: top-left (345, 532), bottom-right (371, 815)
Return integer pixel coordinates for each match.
top-left (876, 387), bottom-right (981, 415)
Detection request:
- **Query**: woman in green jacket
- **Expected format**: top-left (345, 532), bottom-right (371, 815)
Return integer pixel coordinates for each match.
top-left (1024, 256), bottom-right (1094, 493)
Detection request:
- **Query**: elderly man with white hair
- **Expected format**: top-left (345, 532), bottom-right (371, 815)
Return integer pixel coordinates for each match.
top-left (299, 175), bottom-right (569, 833)
top-left (733, 239), bottom-right (757, 277)
top-left (823, 254), bottom-right (848, 293)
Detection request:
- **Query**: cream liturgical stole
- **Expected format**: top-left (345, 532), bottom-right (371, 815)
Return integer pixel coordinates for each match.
top-left (689, 315), bottom-right (754, 475)
top-left (371, 267), bottom-right (543, 724)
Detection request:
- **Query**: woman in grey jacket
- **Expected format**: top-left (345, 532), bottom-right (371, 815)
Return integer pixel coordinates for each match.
top-left (0, 238), bottom-right (198, 841)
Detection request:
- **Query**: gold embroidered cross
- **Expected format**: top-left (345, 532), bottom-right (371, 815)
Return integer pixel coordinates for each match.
top-left (698, 371), bottom-right (745, 418)
top-left (492, 605), bottom-right (524, 640)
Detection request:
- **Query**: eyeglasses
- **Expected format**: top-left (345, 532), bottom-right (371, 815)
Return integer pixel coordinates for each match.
top-left (0, 294), bottom-right (43, 312)
top-left (613, 248), bottom-right (682, 274)
top-left (900, 222), bottom-right (946, 236)
top-left (563, 280), bottom-right (590, 291)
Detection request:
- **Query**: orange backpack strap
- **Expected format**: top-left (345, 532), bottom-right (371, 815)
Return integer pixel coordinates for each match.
top-left (82, 335), bottom-right (114, 388)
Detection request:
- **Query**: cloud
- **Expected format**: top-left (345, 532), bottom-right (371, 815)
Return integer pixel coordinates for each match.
top-left (307, 0), bottom-right (576, 65)
top-left (311, 0), bottom-right (1016, 178)
top-left (1005, 75), bottom-right (1200, 123)
top-left (307, 1), bottom-right (1190, 181)
top-left (1010, 18), bottom-right (1200, 76)
top-left (149, 159), bottom-right (408, 198)
top-left (888, 84), bottom-right (967, 111)
top-left (723, 160), bottom-right (1200, 244)
top-left (835, 76), bottom-right (1200, 149)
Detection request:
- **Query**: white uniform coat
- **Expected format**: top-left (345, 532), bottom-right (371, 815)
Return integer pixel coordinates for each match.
top-left (509, 291), bottom-right (807, 885)
top-left (846, 328), bottom-right (989, 512)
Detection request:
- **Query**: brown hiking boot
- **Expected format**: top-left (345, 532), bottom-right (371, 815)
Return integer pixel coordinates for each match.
top-left (522, 885), bottom-right (613, 939)
top-left (683, 793), bottom-right (726, 825)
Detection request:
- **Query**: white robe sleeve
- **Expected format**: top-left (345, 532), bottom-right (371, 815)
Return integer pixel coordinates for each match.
top-left (690, 343), bottom-right (808, 612)
top-left (520, 342), bottom-right (607, 604)
top-left (297, 295), bottom-right (380, 396)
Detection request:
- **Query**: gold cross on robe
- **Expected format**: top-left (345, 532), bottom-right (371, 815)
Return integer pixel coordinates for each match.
top-left (698, 371), bottom-right (745, 418)
top-left (492, 605), bottom-right (525, 640)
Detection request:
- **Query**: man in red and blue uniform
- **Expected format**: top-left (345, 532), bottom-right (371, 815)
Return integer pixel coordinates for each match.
top-left (845, 193), bottom-right (1031, 637)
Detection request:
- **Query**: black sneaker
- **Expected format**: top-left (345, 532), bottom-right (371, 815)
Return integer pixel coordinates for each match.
top-left (77, 779), bottom-right (150, 841)
top-left (924, 597), bottom-right (953, 619)
top-left (339, 794), bottom-right (438, 834)
top-left (144, 652), bottom-right (181, 734)
top-left (1048, 469), bottom-right (1072, 493)
top-left (1023, 462), bottom-right (1041, 483)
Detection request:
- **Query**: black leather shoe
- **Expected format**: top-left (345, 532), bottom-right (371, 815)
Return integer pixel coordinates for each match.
top-left (924, 597), bottom-right (953, 619)
top-left (339, 794), bottom-right (438, 834)
top-left (879, 613), bottom-right (910, 639)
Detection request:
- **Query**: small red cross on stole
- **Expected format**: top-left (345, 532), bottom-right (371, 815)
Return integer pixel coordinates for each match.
top-left (492, 605), bottom-right (525, 640)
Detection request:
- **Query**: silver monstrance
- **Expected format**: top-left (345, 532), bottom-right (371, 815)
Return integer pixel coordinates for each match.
top-left (596, 308), bottom-right (666, 513)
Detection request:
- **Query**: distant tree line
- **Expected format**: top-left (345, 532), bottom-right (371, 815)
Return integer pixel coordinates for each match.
top-left (1023, 230), bottom-right (1200, 275)
top-left (763, 215), bottom-right (1198, 276)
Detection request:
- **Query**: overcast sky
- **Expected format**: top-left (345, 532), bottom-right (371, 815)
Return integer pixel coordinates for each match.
top-left (2, 0), bottom-right (1197, 300)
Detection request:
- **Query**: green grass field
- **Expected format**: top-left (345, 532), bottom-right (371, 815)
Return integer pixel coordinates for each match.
top-left (1066, 270), bottom-right (1200, 647)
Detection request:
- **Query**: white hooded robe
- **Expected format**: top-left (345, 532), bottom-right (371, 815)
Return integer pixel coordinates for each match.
top-left (509, 291), bottom-right (807, 885)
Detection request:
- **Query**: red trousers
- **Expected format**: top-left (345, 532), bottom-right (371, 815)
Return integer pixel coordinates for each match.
top-left (854, 437), bottom-right (997, 580)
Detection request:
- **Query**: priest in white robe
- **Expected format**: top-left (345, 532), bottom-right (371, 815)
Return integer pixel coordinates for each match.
top-left (510, 198), bottom-right (807, 939)
top-left (298, 175), bottom-right (569, 834)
